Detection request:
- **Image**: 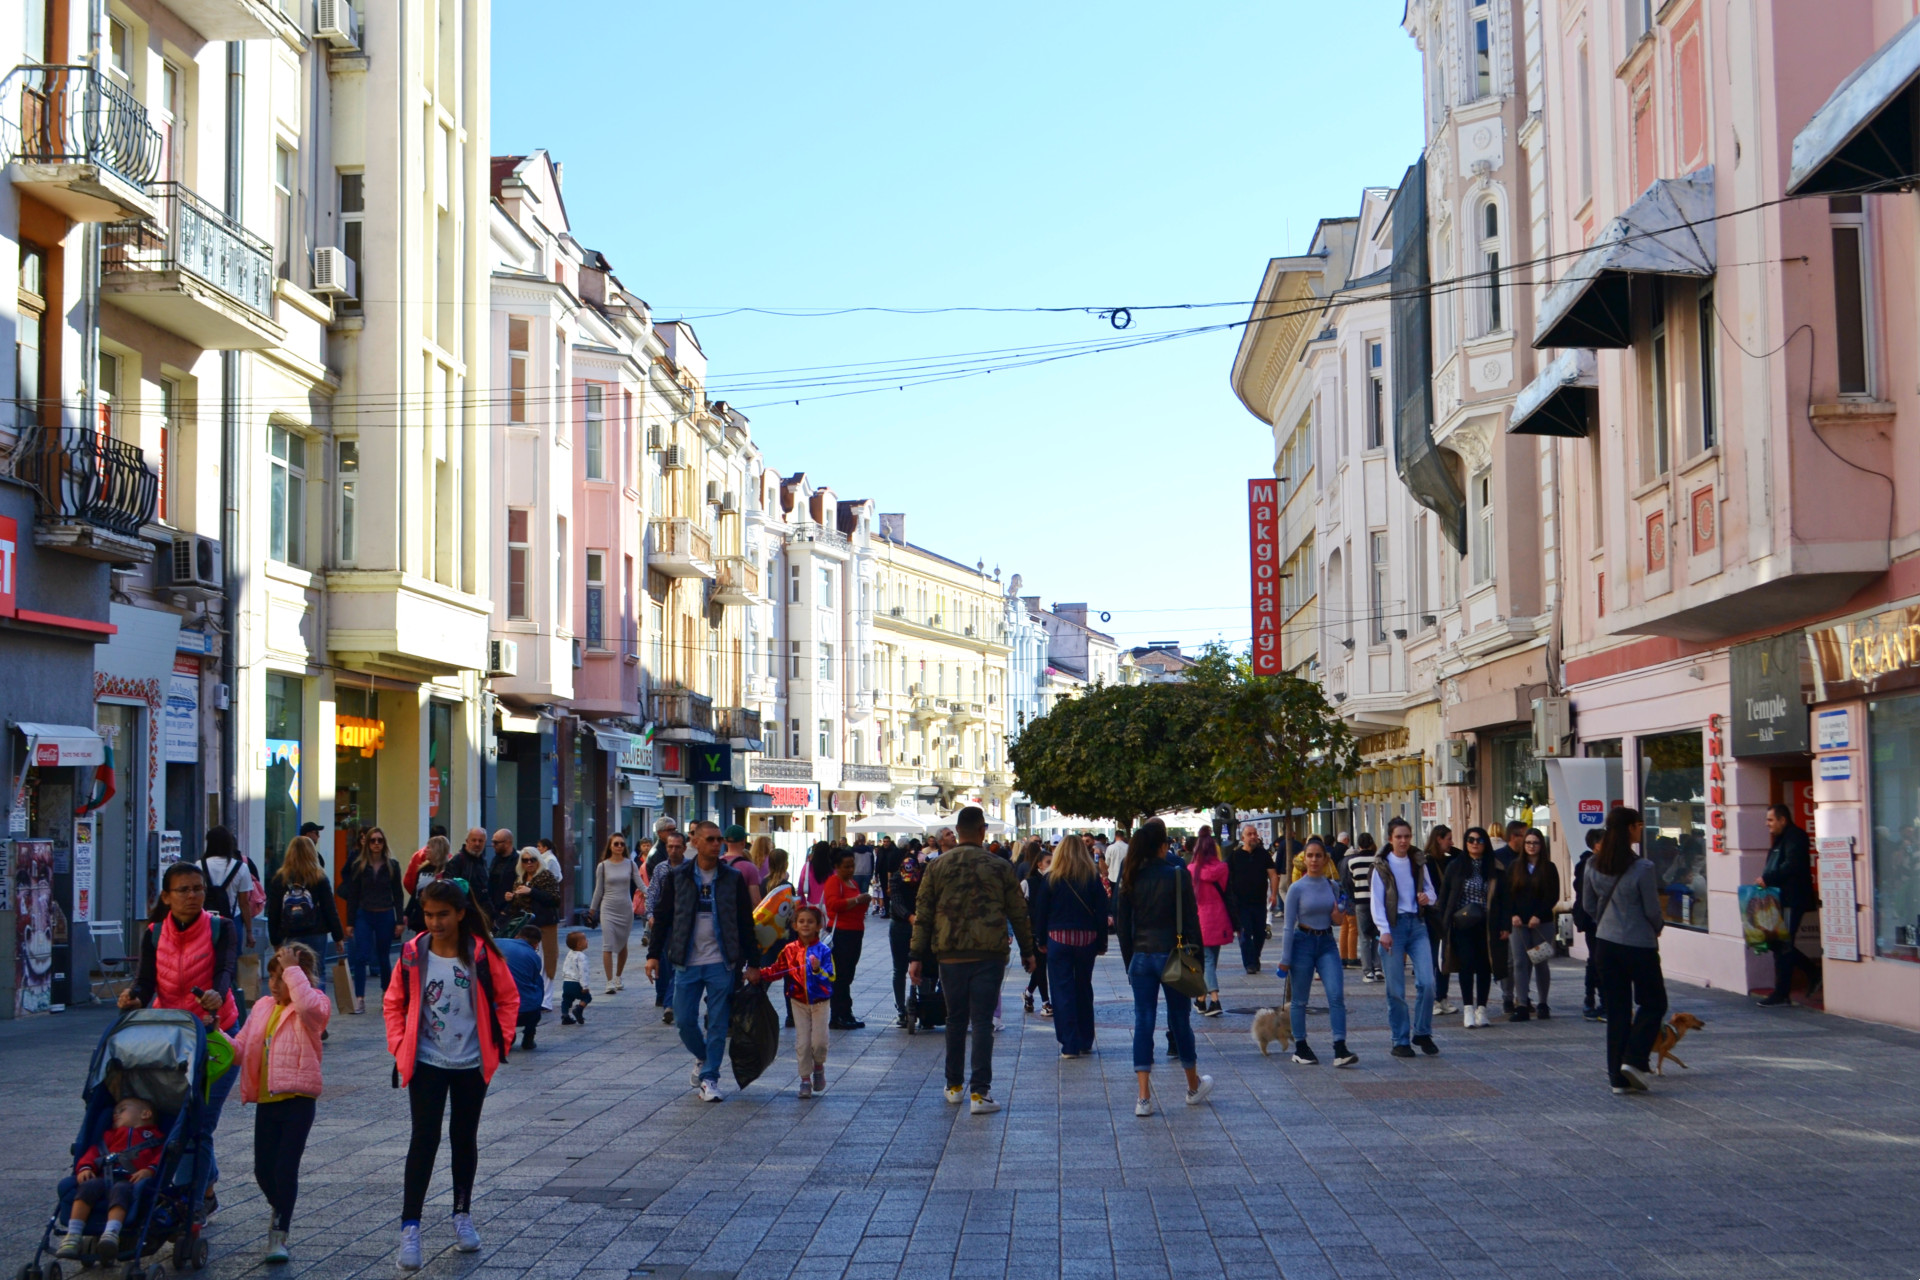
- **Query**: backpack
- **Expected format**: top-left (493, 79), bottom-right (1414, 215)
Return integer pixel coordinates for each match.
top-left (202, 857), bottom-right (244, 923)
top-left (281, 882), bottom-right (320, 935)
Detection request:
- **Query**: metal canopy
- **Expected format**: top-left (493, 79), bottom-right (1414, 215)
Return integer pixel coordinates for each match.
top-left (1509, 348), bottom-right (1598, 438)
top-left (1788, 15), bottom-right (1920, 197)
top-left (1534, 168), bottom-right (1716, 350)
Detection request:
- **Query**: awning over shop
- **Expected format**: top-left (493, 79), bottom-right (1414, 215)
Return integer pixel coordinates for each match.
top-left (1534, 168), bottom-right (1716, 350)
top-left (498, 711), bottom-right (544, 735)
top-left (623, 773), bottom-right (662, 808)
top-left (847, 809), bottom-right (927, 833)
top-left (594, 729), bottom-right (632, 754)
top-left (1788, 16), bottom-right (1920, 197)
top-left (14, 722), bottom-right (106, 768)
top-left (1509, 348), bottom-right (1598, 437)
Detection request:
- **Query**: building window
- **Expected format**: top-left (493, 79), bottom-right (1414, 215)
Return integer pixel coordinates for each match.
top-left (790, 564), bottom-right (801, 603)
top-left (1644, 279), bottom-right (1672, 480)
top-left (585, 550), bottom-right (605, 648)
top-left (1470, 1), bottom-right (1492, 99)
top-left (1638, 729), bottom-right (1707, 931)
top-left (584, 384), bottom-right (605, 479)
top-left (790, 718), bottom-right (802, 757)
top-left (1626, 0), bottom-right (1653, 45)
top-left (1413, 515), bottom-right (1431, 624)
top-left (1477, 201), bottom-right (1503, 335)
top-left (339, 172), bottom-right (363, 291)
top-left (337, 439), bottom-right (359, 562)
top-left (16, 243), bottom-right (46, 431)
top-left (1830, 197), bottom-right (1872, 397)
top-left (1365, 340), bottom-right (1386, 449)
top-left (555, 515), bottom-right (568, 625)
top-left (1469, 469), bottom-right (1493, 585)
top-left (505, 508), bottom-right (529, 618)
top-left (819, 641), bottom-right (834, 682)
top-left (507, 318), bottom-right (529, 423)
top-left (1368, 531), bottom-right (1389, 644)
top-left (819, 565), bottom-right (835, 607)
top-left (273, 144), bottom-right (295, 279)
top-left (157, 378), bottom-right (179, 524)
top-left (267, 424), bottom-right (306, 565)
top-left (790, 640), bottom-right (802, 679)
top-left (649, 600), bottom-right (665, 679)
top-left (97, 351), bottom-right (120, 435)
top-left (818, 719), bottom-right (834, 759)
top-left (156, 61), bottom-right (181, 182)
top-left (107, 17), bottom-right (131, 79)
top-left (1576, 43), bottom-right (1593, 206)
top-left (1695, 285), bottom-right (1719, 451)
top-left (1869, 692), bottom-right (1920, 963)
top-left (1432, 227), bottom-right (1454, 355)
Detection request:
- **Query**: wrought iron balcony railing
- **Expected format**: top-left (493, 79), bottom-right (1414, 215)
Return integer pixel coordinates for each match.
top-left (652, 688), bottom-right (713, 733)
top-left (104, 182), bottom-right (274, 314)
top-left (12, 426), bottom-right (159, 536)
top-left (0, 65), bottom-right (160, 188)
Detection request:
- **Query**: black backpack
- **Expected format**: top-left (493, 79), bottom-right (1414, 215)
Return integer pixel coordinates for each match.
top-left (281, 882), bottom-right (320, 935)
top-left (201, 857), bottom-right (245, 924)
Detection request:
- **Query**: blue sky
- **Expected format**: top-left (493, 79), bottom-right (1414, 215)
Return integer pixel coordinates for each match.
top-left (491, 2), bottom-right (1424, 652)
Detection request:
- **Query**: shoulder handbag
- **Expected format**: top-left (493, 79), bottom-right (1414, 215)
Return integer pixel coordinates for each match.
top-left (1159, 868), bottom-right (1210, 999)
top-left (1063, 879), bottom-right (1110, 956)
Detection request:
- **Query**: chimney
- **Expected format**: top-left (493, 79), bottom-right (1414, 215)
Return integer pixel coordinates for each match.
top-left (554, 161), bottom-right (564, 189)
top-left (879, 513), bottom-right (906, 543)
top-left (1054, 603), bottom-right (1089, 627)
top-left (1021, 596), bottom-right (1041, 614)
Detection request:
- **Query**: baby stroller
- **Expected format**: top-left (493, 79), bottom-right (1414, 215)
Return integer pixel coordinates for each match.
top-left (19, 1009), bottom-right (212, 1280)
top-left (905, 975), bottom-right (947, 1034)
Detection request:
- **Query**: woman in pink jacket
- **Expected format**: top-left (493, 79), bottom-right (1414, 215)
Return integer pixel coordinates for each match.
top-left (1190, 830), bottom-right (1234, 1017)
top-left (234, 942), bottom-right (330, 1264)
top-left (383, 879), bottom-right (518, 1271)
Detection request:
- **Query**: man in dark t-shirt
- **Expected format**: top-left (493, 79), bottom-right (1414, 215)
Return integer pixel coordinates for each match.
top-left (1226, 825), bottom-right (1277, 974)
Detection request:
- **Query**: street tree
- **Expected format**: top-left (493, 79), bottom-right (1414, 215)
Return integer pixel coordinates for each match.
top-left (1183, 644), bottom-right (1358, 818)
top-left (1009, 680), bottom-right (1213, 825)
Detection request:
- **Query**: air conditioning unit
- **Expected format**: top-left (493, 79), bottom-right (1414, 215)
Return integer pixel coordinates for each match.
top-left (646, 426), bottom-right (663, 451)
top-left (311, 246), bottom-right (356, 297)
top-left (706, 480), bottom-right (722, 505)
top-left (720, 490), bottom-right (738, 513)
top-left (964, 625), bottom-right (975, 637)
top-left (167, 535), bottom-right (222, 594)
top-left (1532, 695), bottom-right (1573, 757)
top-left (487, 639), bottom-right (519, 678)
top-left (316, 0), bottom-right (360, 49)
top-left (1437, 738), bottom-right (1475, 786)
top-left (890, 605), bottom-right (904, 617)
top-left (663, 445), bottom-right (687, 470)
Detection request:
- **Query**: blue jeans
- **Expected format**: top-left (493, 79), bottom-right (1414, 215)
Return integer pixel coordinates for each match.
top-left (1125, 952), bottom-right (1196, 1072)
top-left (654, 956), bottom-right (676, 1006)
top-left (1046, 941), bottom-right (1099, 1055)
top-left (1287, 930), bottom-right (1347, 1044)
top-left (294, 934), bottom-right (331, 991)
top-left (348, 910), bottom-right (395, 997)
top-left (1384, 913), bottom-right (1435, 1045)
top-left (1202, 944), bottom-right (1221, 993)
top-left (671, 961), bottom-right (735, 1083)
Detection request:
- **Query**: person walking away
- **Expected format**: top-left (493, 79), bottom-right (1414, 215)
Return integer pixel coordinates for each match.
top-left (199, 825), bottom-right (260, 996)
top-left (797, 840), bottom-right (836, 909)
top-left (268, 837), bottom-right (344, 997)
top-left (1580, 807), bottom-right (1666, 1093)
top-left (590, 834), bottom-right (639, 993)
top-left (721, 825), bottom-right (765, 908)
top-left (1114, 819), bottom-right (1215, 1116)
top-left (1226, 825), bottom-right (1276, 975)
top-left (385, 879), bottom-right (519, 1268)
top-left (486, 830), bottom-right (520, 922)
top-left (1275, 842), bottom-right (1358, 1067)
top-left (823, 848), bottom-right (871, 1029)
top-left (119, 862), bottom-right (240, 1207)
top-left (852, 836), bottom-right (875, 898)
top-left (1422, 826), bottom-right (1458, 1017)
top-left (885, 841), bottom-right (926, 1027)
top-left (1439, 827), bottom-right (1508, 1029)
top-left (234, 943), bottom-right (328, 1263)
top-left (1372, 818), bottom-right (1440, 1058)
top-left (1189, 831), bottom-right (1232, 1017)
top-left (645, 830), bottom-right (687, 1020)
top-left (754, 847), bottom-right (797, 965)
top-left (644, 820), bottom-right (761, 1101)
top-left (908, 806), bottom-right (1035, 1115)
top-left (1340, 836), bottom-right (1381, 981)
top-left (504, 849), bottom-right (563, 979)
top-left (758, 903), bottom-right (835, 1097)
top-left (1571, 829), bottom-right (1605, 1019)
top-left (1104, 829), bottom-right (1130, 886)
top-left (1758, 804), bottom-right (1818, 1006)
top-left (495, 926), bottom-right (547, 1049)
top-left (1029, 834), bottom-right (1107, 1058)
top-left (1507, 827), bottom-right (1562, 1020)
top-left (340, 827), bottom-right (404, 1014)
top-left (750, 833), bottom-right (777, 880)
top-left (1016, 840), bottom-right (1053, 1016)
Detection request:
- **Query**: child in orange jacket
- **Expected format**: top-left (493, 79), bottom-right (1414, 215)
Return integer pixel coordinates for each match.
top-left (757, 903), bottom-right (835, 1098)
top-left (55, 1097), bottom-right (164, 1260)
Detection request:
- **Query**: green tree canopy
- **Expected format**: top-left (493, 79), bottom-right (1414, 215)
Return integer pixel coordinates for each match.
top-left (1183, 645), bottom-right (1358, 817)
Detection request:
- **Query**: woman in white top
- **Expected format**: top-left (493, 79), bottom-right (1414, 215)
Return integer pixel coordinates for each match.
top-left (590, 834), bottom-right (640, 993)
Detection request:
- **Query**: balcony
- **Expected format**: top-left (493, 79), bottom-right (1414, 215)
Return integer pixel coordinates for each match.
top-left (750, 757), bottom-right (815, 784)
top-left (984, 769), bottom-right (1014, 793)
top-left (653, 688), bottom-right (714, 739)
top-left (713, 554), bottom-right (763, 605)
top-left (843, 763), bottom-right (893, 786)
top-left (949, 701), bottom-right (985, 726)
top-left (720, 706), bottom-right (763, 748)
top-left (909, 696), bottom-right (944, 726)
top-left (648, 517), bottom-right (715, 579)
top-left (11, 426), bottom-right (158, 563)
top-left (326, 572), bottom-right (490, 680)
top-left (102, 183), bottom-right (284, 351)
top-left (1, 66), bottom-right (159, 222)
top-left (161, 0), bottom-right (298, 41)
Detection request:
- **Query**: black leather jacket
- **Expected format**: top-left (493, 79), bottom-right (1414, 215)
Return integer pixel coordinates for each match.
top-left (1114, 859), bottom-right (1203, 966)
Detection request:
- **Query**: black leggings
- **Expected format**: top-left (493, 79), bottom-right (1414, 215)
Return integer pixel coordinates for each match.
top-left (254, 1096), bottom-right (316, 1231)
top-left (1451, 927), bottom-right (1493, 1006)
top-left (1025, 953), bottom-right (1049, 1001)
top-left (403, 1063), bottom-right (488, 1220)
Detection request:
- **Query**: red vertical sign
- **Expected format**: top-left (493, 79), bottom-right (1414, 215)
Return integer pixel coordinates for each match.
top-left (0, 514), bottom-right (16, 619)
top-left (1248, 479), bottom-right (1281, 675)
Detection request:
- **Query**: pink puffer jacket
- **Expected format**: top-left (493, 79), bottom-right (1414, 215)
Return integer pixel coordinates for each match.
top-left (1192, 856), bottom-right (1235, 948)
top-left (234, 963), bottom-right (329, 1101)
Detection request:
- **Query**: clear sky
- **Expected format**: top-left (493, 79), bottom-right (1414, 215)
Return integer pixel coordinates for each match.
top-left (491, 2), bottom-right (1424, 653)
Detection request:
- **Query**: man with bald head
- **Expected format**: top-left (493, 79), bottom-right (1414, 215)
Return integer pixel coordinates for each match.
top-left (444, 827), bottom-right (490, 903)
top-left (488, 829), bottom-right (522, 919)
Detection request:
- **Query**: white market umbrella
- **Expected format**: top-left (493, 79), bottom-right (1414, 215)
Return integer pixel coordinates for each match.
top-left (848, 809), bottom-right (928, 834)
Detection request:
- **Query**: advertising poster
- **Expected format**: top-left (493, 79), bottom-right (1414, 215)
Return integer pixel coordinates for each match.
top-left (13, 840), bottom-right (54, 1017)
top-left (71, 817), bottom-right (95, 925)
top-left (164, 656), bottom-right (199, 764)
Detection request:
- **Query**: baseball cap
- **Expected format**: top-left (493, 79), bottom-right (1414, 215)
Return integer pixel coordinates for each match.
top-left (298, 821), bottom-right (324, 837)
top-left (723, 824), bottom-right (748, 842)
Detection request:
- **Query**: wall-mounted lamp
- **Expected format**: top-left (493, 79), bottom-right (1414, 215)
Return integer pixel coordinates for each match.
top-left (1392, 628), bottom-right (1408, 640)
top-left (1340, 638), bottom-right (1356, 651)
top-left (1420, 614), bottom-right (1437, 626)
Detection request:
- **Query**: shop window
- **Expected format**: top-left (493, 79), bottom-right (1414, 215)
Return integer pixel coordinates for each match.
top-left (1638, 729), bottom-right (1708, 931)
top-left (428, 701), bottom-right (454, 831)
top-left (1490, 731), bottom-right (1547, 831)
top-left (264, 673), bottom-right (304, 878)
top-left (268, 424), bottom-right (306, 565)
top-left (1868, 692), bottom-right (1920, 962)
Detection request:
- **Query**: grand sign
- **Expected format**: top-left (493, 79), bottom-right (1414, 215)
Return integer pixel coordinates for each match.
top-left (1248, 478), bottom-right (1282, 676)
top-left (1728, 632), bottom-right (1808, 756)
top-left (1809, 603), bottom-right (1920, 700)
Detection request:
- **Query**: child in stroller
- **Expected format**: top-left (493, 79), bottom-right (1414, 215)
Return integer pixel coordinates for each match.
top-left (53, 1098), bottom-right (164, 1259)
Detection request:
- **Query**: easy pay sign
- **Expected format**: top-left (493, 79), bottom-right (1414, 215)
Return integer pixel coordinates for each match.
top-left (1544, 758), bottom-right (1615, 843)
top-left (1248, 479), bottom-right (1282, 676)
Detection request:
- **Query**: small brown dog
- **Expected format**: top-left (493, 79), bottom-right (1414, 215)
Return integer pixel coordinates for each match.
top-left (1652, 1012), bottom-right (1706, 1075)
top-left (1251, 1007), bottom-right (1293, 1057)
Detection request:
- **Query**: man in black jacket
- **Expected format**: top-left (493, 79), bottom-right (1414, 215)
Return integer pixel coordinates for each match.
top-left (446, 828), bottom-right (492, 905)
top-left (1758, 805), bottom-right (1818, 1007)
top-left (1226, 825), bottom-right (1276, 974)
top-left (487, 829), bottom-right (521, 919)
top-left (646, 820), bottom-right (760, 1100)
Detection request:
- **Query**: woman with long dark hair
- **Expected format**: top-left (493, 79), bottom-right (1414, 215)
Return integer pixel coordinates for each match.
top-left (1422, 826), bottom-right (1457, 1018)
top-left (341, 826), bottom-right (404, 1013)
top-left (1438, 826), bottom-right (1508, 1029)
top-left (385, 878), bottom-right (519, 1268)
top-left (1113, 820), bottom-right (1214, 1117)
top-left (1016, 839), bottom-right (1053, 1016)
top-left (1580, 807), bottom-right (1667, 1093)
top-left (1506, 827), bottom-right (1562, 1020)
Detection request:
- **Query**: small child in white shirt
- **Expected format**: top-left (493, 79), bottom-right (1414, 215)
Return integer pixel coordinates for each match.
top-left (558, 931), bottom-right (592, 1025)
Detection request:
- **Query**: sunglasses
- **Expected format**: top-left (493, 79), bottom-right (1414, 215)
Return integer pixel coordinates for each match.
top-left (1467, 836), bottom-right (1486, 844)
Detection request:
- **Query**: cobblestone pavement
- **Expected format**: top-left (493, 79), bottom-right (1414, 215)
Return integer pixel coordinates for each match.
top-left (4, 937), bottom-right (1918, 1280)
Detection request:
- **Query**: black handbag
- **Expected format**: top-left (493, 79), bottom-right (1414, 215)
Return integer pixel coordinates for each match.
top-left (1159, 868), bottom-right (1210, 999)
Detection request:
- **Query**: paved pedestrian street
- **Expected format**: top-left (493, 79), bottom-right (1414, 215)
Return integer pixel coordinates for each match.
top-left (4, 947), bottom-right (1917, 1280)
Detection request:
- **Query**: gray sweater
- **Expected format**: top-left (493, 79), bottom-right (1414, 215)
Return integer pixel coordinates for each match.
top-left (1579, 857), bottom-right (1663, 948)
top-left (1278, 874), bottom-right (1340, 971)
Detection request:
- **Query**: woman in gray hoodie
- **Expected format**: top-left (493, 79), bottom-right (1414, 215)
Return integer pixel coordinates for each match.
top-left (1579, 807), bottom-right (1667, 1094)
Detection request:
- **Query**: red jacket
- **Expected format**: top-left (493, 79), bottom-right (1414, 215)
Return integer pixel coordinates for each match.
top-left (383, 933), bottom-right (518, 1086)
top-left (823, 874), bottom-right (866, 933)
top-left (77, 1125), bottom-right (165, 1178)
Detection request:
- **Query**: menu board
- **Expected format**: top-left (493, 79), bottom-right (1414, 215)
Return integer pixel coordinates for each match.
top-left (1816, 835), bottom-right (1859, 963)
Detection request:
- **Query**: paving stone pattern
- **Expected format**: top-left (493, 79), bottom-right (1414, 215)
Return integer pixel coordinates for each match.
top-left (2, 941), bottom-right (1917, 1280)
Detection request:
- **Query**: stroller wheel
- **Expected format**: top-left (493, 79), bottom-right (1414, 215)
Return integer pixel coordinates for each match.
top-left (19, 1264), bottom-right (44, 1280)
top-left (43, 1265), bottom-right (61, 1280)
top-left (190, 1239), bottom-right (207, 1271)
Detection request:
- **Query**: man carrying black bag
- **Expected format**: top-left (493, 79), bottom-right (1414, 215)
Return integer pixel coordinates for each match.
top-left (646, 820), bottom-right (761, 1102)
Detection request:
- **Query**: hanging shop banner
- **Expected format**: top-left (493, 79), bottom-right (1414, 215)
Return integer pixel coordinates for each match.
top-left (1544, 758), bottom-right (1616, 842)
top-left (757, 784), bottom-right (818, 812)
top-left (1248, 478), bottom-right (1283, 676)
top-left (1729, 632), bottom-right (1809, 756)
top-left (1816, 835), bottom-right (1860, 963)
top-left (0, 514), bottom-right (16, 618)
top-left (164, 656), bottom-right (199, 764)
top-left (12, 839), bottom-right (55, 1017)
top-left (689, 745), bottom-right (732, 785)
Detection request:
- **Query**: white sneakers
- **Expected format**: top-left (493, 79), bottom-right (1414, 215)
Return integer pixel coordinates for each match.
top-left (1134, 1097), bottom-right (1154, 1117)
top-left (969, 1092), bottom-right (1000, 1115)
top-left (1463, 1006), bottom-right (1476, 1030)
top-left (264, 1226), bottom-right (290, 1264)
top-left (1474, 1005), bottom-right (1490, 1028)
top-left (451, 1213), bottom-right (481, 1253)
top-left (1185, 1075), bottom-right (1215, 1107)
top-left (698, 1079), bottom-right (723, 1103)
top-left (944, 1085), bottom-right (966, 1104)
top-left (396, 1223), bottom-right (423, 1271)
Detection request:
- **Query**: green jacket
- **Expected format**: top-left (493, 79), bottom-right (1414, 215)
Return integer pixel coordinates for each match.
top-left (909, 844), bottom-right (1035, 965)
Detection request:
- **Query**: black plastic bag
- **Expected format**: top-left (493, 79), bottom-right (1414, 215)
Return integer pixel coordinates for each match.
top-left (728, 980), bottom-right (781, 1089)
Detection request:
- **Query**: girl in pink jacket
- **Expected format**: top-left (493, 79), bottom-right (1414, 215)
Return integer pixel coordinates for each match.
top-left (1190, 832), bottom-right (1234, 1018)
top-left (234, 942), bottom-right (330, 1263)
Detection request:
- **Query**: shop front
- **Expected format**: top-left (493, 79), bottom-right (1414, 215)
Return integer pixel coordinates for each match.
top-left (332, 686), bottom-right (382, 872)
top-left (6, 724), bottom-right (106, 1015)
top-left (1807, 601), bottom-right (1920, 1030)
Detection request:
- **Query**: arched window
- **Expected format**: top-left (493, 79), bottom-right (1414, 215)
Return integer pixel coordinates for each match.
top-left (1477, 199), bottom-right (1503, 335)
